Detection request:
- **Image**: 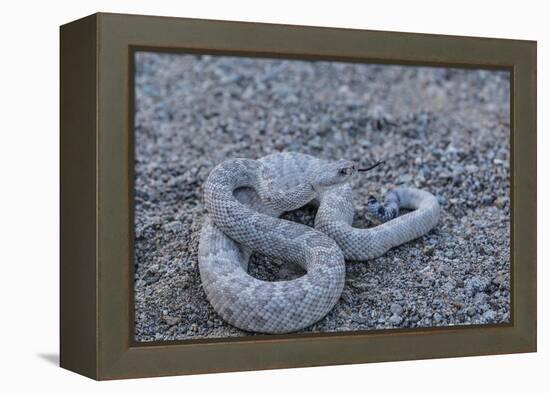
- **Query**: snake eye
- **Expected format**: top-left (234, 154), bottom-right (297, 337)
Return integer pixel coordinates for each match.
top-left (339, 168), bottom-right (352, 176)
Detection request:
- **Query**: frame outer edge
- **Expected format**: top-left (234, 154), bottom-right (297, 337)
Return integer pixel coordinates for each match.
top-left (90, 13), bottom-right (536, 379)
top-left (59, 13), bottom-right (99, 380)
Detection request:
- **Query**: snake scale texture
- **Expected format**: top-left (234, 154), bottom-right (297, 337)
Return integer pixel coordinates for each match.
top-left (198, 152), bottom-right (440, 333)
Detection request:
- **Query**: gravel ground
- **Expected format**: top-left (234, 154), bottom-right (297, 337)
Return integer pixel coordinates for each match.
top-left (133, 52), bottom-right (511, 342)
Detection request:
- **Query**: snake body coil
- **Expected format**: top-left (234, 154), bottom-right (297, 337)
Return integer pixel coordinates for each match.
top-left (199, 152), bottom-right (440, 333)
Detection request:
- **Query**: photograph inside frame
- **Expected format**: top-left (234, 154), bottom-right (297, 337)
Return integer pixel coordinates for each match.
top-left (132, 51), bottom-right (511, 342)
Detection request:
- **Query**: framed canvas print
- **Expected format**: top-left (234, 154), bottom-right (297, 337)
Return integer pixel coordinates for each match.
top-left (60, 13), bottom-right (537, 380)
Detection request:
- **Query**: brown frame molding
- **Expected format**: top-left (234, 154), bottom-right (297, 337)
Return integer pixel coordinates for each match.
top-left (60, 12), bottom-right (536, 380)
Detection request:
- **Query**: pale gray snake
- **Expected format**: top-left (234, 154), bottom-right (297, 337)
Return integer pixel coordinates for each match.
top-left (198, 152), bottom-right (440, 333)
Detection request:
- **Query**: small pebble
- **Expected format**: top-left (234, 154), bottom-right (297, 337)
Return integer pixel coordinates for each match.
top-left (389, 315), bottom-right (403, 326)
top-left (390, 303), bottom-right (404, 316)
top-left (162, 315), bottom-right (181, 326)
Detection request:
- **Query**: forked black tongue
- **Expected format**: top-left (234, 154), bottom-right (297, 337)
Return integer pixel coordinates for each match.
top-left (357, 160), bottom-right (384, 172)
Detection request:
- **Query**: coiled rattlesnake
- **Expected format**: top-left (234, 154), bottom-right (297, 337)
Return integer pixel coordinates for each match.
top-left (198, 152), bottom-right (439, 333)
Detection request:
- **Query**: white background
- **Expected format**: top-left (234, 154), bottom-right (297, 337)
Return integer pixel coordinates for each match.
top-left (0, 0), bottom-right (546, 391)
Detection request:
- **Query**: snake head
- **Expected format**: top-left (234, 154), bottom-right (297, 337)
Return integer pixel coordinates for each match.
top-left (310, 159), bottom-right (357, 191)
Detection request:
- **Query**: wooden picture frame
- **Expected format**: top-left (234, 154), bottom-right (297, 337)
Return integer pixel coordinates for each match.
top-left (60, 12), bottom-right (536, 380)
